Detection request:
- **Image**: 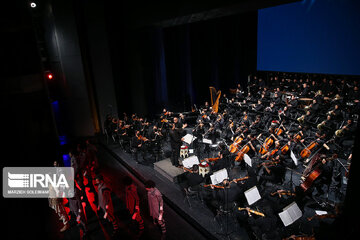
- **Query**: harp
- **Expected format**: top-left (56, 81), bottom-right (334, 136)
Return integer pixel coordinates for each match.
top-left (209, 86), bottom-right (221, 113)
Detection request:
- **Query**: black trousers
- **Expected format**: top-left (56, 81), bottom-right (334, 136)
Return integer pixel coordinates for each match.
top-left (170, 142), bottom-right (181, 166)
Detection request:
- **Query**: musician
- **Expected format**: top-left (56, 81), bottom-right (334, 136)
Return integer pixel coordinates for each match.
top-left (169, 122), bottom-right (185, 167)
top-left (209, 178), bottom-right (243, 214)
top-left (258, 155), bottom-right (286, 186)
top-left (131, 130), bottom-right (145, 164)
top-left (312, 156), bottom-right (335, 198)
top-left (178, 113), bottom-right (188, 128)
top-left (327, 80), bottom-right (338, 97)
top-left (207, 151), bottom-right (228, 172)
top-left (253, 100), bottom-right (264, 112)
top-left (247, 201), bottom-right (281, 240)
top-left (300, 83), bottom-right (310, 97)
top-left (184, 165), bottom-right (204, 191)
top-left (348, 85), bottom-right (359, 102)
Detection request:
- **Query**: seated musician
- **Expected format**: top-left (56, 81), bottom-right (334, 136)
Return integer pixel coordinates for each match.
top-left (300, 83), bottom-right (310, 97)
top-left (178, 113), bottom-right (188, 128)
top-left (247, 201), bottom-right (281, 240)
top-left (258, 155), bottom-right (286, 186)
top-left (260, 140), bottom-right (281, 160)
top-left (209, 178), bottom-right (243, 213)
top-left (205, 151), bottom-right (228, 172)
top-left (184, 164), bottom-right (204, 191)
top-left (288, 95), bottom-right (298, 110)
top-left (310, 155), bottom-right (335, 198)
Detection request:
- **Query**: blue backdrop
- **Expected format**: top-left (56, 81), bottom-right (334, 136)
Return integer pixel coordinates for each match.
top-left (257, 0), bottom-right (360, 75)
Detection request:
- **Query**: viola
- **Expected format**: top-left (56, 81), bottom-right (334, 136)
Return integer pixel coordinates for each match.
top-left (300, 140), bottom-right (319, 159)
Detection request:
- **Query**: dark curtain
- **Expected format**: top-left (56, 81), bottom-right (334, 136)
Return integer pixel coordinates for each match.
top-left (106, 10), bottom-right (257, 116)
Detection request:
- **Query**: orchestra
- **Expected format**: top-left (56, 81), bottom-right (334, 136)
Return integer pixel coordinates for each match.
top-left (104, 73), bottom-right (358, 240)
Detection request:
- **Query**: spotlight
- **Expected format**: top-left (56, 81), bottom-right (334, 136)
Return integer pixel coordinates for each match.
top-left (45, 71), bottom-right (54, 80)
top-left (30, 2), bottom-right (37, 8)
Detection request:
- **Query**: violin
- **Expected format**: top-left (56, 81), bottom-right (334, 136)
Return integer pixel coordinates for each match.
top-left (258, 159), bottom-right (280, 167)
top-left (300, 140), bottom-right (319, 159)
top-left (265, 147), bottom-right (279, 160)
top-left (203, 184), bottom-right (225, 189)
top-left (137, 135), bottom-right (149, 142)
top-left (203, 157), bottom-right (220, 163)
top-left (182, 167), bottom-right (193, 173)
top-left (231, 176), bottom-right (249, 183)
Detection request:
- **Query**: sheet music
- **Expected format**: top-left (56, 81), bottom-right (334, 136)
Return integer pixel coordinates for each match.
top-left (244, 186), bottom-right (261, 205)
top-left (315, 210), bottom-right (328, 215)
top-left (244, 154), bottom-right (252, 167)
top-left (279, 202), bottom-right (302, 227)
top-left (183, 134), bottom-right (196, 145)
top-left (202, 138), bottom-right (212, 144)
top-left (182, 155), bottom-right (200, 169)
top-left (210, 168), bottom-right (228, 185)
top-left (290, 150), bottom-right (298, 166)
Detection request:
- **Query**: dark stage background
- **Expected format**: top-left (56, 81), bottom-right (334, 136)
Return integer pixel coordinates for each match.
top-left (105, 10), bottom-right (257, 117)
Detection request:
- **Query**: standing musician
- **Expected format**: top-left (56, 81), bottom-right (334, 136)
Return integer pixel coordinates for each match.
top-left (169, 118), bottom-right (186, 167)
top-left (131, 130), bottom-right (147, 164)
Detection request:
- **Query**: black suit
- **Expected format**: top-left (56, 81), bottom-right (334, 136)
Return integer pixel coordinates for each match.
top-left (169, 128), bottom-right (184, 166)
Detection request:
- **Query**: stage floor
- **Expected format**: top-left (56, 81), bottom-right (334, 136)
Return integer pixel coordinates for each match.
top-left (100, 135), bottom-right (349, 240)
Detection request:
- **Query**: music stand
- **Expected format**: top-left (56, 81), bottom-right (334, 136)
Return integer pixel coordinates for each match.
top-left (284, 167), bottom-right (296, 190)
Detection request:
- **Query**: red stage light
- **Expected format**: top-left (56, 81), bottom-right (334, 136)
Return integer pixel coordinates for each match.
top-left (47, 73), bottom-right (53, 80)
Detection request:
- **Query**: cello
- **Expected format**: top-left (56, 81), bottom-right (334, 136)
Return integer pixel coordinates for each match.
top-left (259, 135), bottom-right (275, 155)
top-left (301, 154), bottom-right (337, 191)
top-left (229, 136), bottom-right (244, 153)
top-left (300, 140), bottom-right (319, 159)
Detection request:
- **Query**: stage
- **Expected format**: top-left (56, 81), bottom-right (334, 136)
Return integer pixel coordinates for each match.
top-left (100, 134), bottom-right (349, 240)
